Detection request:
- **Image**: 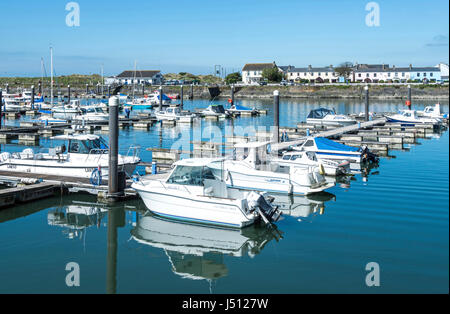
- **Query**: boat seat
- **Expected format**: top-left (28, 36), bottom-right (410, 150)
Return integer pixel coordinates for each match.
top-left (0, 152), bottom-right (11, 162)
top-left (20, 148), bottom-right (34, 160)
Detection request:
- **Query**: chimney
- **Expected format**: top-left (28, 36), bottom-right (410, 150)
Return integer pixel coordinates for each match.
top-left (308, 65), bottom-right (312, 71)
top-left (393, 65), bottom-right (396, 70)
top-left (409, 64), bottom-right (412, 70)
top-left (330, 64), bottom-right (333, 69)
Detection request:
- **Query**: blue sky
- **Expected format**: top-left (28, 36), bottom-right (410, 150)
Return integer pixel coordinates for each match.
top-left (0, 0), bottom-right (448, 76)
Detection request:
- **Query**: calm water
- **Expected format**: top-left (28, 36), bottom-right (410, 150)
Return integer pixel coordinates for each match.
top-left (0, 99), bottom-right (448, 293)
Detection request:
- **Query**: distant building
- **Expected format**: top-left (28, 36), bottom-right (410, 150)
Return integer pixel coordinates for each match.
top-left (105, 70), bottom-right (164, 85)
top-left (287, 65), bottom-right (338, 83)
top-left (436, 62), bottom-right (449, 81)
top-left (242, 62), bottom-right (278, 85)
top-left (352, 63), bottom-right (442, 83)
top-left (408, 66), bottom-right (441, 82)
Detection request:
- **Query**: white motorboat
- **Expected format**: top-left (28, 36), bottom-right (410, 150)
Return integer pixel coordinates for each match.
top-left (226, 104), bottom-right (258, 115)
top-left (52, 100), bottom-right (82, 120)
top-left (131, 158), bottom-right (282, 229)
top-left (306, 108), bottom-right (357, 126)
top-left (272, 150), bottom-right (350, 176)
top-left (73, 105), bottom-right (109, 122)
top-left (154, 106), bottom-right (195, 123)
top-left (385, 109), bottom-right (441, 125)
top-left (201, 105), bottom-right (230, 118)
top-left (208, 142), bottom-right (335, 196)
top-left (0, 134), bottom-right (140, 179)
top-left (417, 103), bottom-right (448, 120)
top-left (3, 97), bottom-right (24, 111)
top-left (292, 136), bottom-right (378, 164)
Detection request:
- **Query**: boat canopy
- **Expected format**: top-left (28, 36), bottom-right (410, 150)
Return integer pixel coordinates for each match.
top-left (50, 134), bottom-right (101, 141)
top-left (314, 137), bottom-right (359, 152)
top-left (232, 105), bottom-right (253, 111)
top-left (211, 105), bottom-right (225, 113)
top-left (174, 158), bottom-right (225, 167)
top-left (307, 108), bottom-right (335, 119)
top-left (234, 141), bottom-right (271, 149)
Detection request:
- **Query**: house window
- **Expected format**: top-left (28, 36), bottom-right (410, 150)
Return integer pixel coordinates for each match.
top-left (423, 73), bottom-right (427, 77)
top-left (358, 74), bottom-right (362, 77)
top-left (374, 73), bottom-right (377, 77)
top-left (254, 71), bottom-right (257, 75)
top-left (430, 73), bottom-right (433, 77)
top-left (304, 73), bottom-right (307, 76)
top-left (318, 73), bottom-right (321, 76)
top-left (297, 73), bottom-right (299, 77)
top-left (388, 73), bottom-right (391, 77)
top-left (366, 73), bottom-right (369, 78)
top-left (395, 72), bottom-right (398, 77)
top-left (326, 72), bottom-right (328, 76)
top-left (417, 73), bottom-right (420, 77)
top-left (402, 73), bottom-right (405, 77)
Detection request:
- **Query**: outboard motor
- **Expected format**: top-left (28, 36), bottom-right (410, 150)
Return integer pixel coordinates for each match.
top-left (360, 145), bottom-right (379, 163)
top-left (247, 192), bottom-right (282, 225)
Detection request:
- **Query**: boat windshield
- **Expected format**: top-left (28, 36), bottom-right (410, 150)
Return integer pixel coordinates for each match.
top-left (307, 108), bottom-right (335, 119)
top-left (68, 138), bottom-right (108, 154)
top-left (212, 106), bottom-right (225, 113)
top-left (167, 166), bottom-right (216, 186)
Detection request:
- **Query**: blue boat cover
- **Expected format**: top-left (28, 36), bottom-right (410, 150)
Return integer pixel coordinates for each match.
top-left (315, 137), bottom-right (359, 152)
top-left (234, 105), bottom-right (252, 111)
top-left (157, 94), bottom-right (171, 101)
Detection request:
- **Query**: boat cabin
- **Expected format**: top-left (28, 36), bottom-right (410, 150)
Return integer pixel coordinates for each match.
top-left (233, 142), bottom-right (271, 168)
top-left (210, 105), bottom-right (226, 114)
top-left (51, 134), bottom-right (109, 155)
top-left (80, 106), bottom-right (105, 115)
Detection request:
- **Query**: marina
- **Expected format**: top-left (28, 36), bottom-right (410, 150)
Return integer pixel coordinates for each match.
top-left (0, 93), bottom-right (448, 293)
top-left (0, 0), bottom-right (448, 297)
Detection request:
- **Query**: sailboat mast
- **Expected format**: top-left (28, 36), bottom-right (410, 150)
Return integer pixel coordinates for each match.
top-left (50, 47), bottom-right (53, 105)
top-left (41, 57), bottom-right (45, 99)
top-left (133, 60), bottom-right (137, 100)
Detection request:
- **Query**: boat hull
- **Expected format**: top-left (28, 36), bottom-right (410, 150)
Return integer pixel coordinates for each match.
top-left (133, 184), bottom-right (256, 228)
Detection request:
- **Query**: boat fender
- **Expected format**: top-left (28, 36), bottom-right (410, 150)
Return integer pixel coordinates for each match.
top-left (319, 164), bottom-right (325, 175)
top-left (90, 168), bottom-right (102, 186)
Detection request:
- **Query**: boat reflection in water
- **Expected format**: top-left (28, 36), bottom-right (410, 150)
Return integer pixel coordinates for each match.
top-left (47, 201), bottom-right (108, 239)
top-left (268, 192), bottom-right (335, 219)
top-left (131, 213), bottom-right (283, 288)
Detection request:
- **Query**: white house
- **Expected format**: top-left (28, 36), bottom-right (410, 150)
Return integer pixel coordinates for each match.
top-left (436, 62), bottom-right (449, 81)
top-left (352, 64), bottom-right (412, 82)
top-left (105, 70), bottom-right (164, 85)
top-left (242, 62), bottom-right (278, 85)
top-left (287, 65), bottom-right (339, 83)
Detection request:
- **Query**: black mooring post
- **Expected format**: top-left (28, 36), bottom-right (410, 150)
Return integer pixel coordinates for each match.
top-left (5, 84), bottom-right (9, 94)
top-left (108, 85), bottom-right (111, 98)
top-left (31, 85), bottom-right (35, 110)
top-left (407, 84), bottom-right (412, 108)
top-left (142, 84), bottom-right (145, 96)
top-left (0, 91), bottom-right (3, 130)
top-left (365, 85), bottom-right (369, 121)
top-left (190, 84), bottom-right (194, 99)
top-left (108, 96), bottom-right (120, 198)
top-left (273, 90), bottom-right (280, 143)
top-left (86, 84), bottom-right (89, 95)
top-left (231, 85), bottom-right (235, 105)
top-left (159, 86), bottom-right (163, 111)
top-left (180, 85), bottom-right (184, 110)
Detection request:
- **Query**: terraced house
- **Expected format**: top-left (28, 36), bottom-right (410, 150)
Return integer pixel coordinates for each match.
top-left (287, 65), bottom-right (339, 83)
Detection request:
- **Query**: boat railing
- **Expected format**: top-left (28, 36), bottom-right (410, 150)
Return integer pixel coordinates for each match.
top-left (86, 149), bottom-right (109, 163)
top-left (126, 145), bottom-right (141, 161)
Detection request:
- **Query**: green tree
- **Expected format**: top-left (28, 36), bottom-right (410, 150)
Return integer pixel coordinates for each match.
top-left (335, 62), bottom-right (354, 79)
top-left (262, 67), bottom-right (283, 83)
top-left (225, 72), bottom-right (242, 85)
